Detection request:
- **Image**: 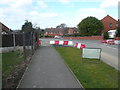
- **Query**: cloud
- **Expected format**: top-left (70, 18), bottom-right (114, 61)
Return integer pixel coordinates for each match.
top-left (43, 8), bottom-right (107, 28)
top-left (38, 0), bottom-right (103, 2)
top-left (64, 8), bottom-right (107, 27)
top-left (36, 1), bottom-right (48, 8)
top-left (100, 0), bottom-right (119, 8)
top-left (59, 0), bottom-right (70, 4)
top-left (0, 0), bottom-right (33, 9)
top-left (27, 11), bottom-right (58, 28)
top-left (0, 0), bottom-right (117, 29)
top-left (29, 11), bottom-right (58, 18)
top-left (77, 8), bottom-right (107, 20)
top-left (0, 0), bottom-right (50, 29)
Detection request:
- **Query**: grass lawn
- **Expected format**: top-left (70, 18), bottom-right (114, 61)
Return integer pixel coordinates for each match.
top-left (55, 47), bottom-right (119, 88)
top-left (2, 50), bottom-right (24, 77)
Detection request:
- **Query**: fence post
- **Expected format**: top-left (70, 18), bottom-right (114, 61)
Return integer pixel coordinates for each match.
top-left (33, 33), bottom-right (35, 52)
top-left (31, 32), bottom-right (33, 55)
top-left (23, 32), bottom-right (26, 60)
top-left (13, 32), bottom-right (16, 50)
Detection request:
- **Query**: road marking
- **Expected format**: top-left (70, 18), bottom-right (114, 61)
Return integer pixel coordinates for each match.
top-left (106, 46), bottom-right (117, 49)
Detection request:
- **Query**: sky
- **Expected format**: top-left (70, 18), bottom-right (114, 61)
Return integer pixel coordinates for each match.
top-left (0, 0), bottom-right (119, 30)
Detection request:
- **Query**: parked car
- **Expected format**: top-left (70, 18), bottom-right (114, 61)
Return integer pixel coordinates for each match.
top-left (54, 35), bottom-right (62, 39)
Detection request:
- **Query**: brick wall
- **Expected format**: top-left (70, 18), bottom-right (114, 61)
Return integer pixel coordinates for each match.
top-left (45, 33), bottom-right (63, 36)
top-left (63, 36), bottom-right (103, 40)
top-left (114, 37), bottom-right (120, 40)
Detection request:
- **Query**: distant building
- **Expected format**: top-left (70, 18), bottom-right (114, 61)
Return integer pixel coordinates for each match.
top-left (13, 30), bottom-right (21, 34)
top-left (44, 28), bottom-right (64, 36)
top-left (0, 22), bottom-right (12, 34)
top-left (44, 27), bottom-right (79, 36)
top-left (101, 15), bottom-right (118, 38)
top-left (101, 15), bottom-right (118, 33)
top-left (67, 27), bottom-right (79, 35)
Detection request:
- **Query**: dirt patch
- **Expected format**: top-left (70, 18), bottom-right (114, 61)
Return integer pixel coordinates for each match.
top-left (2, 56), bottom-right (32, 89)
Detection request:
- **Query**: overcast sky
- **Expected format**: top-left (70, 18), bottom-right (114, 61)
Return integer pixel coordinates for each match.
top-left (0, 0), bottom-right (119, 30)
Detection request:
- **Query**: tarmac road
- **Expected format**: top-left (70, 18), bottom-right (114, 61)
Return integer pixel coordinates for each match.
top-left (40, 38), bottom-right (119, 71)
top-left (72, 39), bottom-right (119, 70)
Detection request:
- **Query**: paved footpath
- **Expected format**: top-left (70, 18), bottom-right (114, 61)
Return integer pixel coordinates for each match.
top-left (18, 46), bottom-right (83, 88)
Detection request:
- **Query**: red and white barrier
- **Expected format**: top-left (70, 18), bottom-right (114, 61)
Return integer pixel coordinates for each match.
top-left (37, 40), bottom-right (41, 46)
top-left (74, 43), bottom-right (86, 49)
top-left (107, 40), bottom-right (115, 45)
top-left (50, 40), bottom-right (73, 46)
top-left (114, 40), bottom-right (120, 45)
top-left (101, 39), bottom-right (120, 45)
top-left (101, 40), bottom-right (115, 45)
top-left (101, 40), bottom-right (107, 43)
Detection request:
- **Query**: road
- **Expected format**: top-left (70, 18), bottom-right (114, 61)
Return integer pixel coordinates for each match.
top-left (40, 38), bottom-right (119, 71)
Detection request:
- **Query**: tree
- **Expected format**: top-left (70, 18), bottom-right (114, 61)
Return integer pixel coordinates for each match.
top-left (56, 23), bottom-right (68, 35)
top-left (78, 16), bottom-right (104, 36)
top-left (21, 20), bottom-right (33, 33)
top-left (103, 32), bottom-right (109, 40)
top-left (21, 20), bottom-right (40, 33)
top-left (116, 26), bottom-right (120, 37)
top-left (56, 23), bottom-right (67, 28)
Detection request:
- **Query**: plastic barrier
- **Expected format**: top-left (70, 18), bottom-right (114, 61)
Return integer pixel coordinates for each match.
top-left (37, 40), bottom-right (41, 46)
top-left (114, 40), bottom-right (120, 45)
top-left (107, 40), bottom-right (115, 45)
top-left (74, 43), bottom-right (86, 49)
top-left (101, 40), bottom-right (107, 43)
top-left (50, 40), bottom-right (73, 46)
top-left (101, 40), bottom-right (120, 45)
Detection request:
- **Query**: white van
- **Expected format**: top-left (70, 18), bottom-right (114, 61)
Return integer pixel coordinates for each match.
top-left (54, 35), bottom-right (62, 39)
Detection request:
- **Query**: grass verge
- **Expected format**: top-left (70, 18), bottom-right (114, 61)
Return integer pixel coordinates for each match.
top-left (2, 50), bottom-right (24, 78)
top-left (55, 47), bottom-right (119, 88)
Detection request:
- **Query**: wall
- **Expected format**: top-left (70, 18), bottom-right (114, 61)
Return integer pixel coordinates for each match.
top-left (114, 37), bottom-right (120, 40)
top-left (63, 36), bottom-right (103, 40)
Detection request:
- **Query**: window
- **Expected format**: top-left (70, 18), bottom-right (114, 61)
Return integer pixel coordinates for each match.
top-left (109, 23), bottom-right (112, 28)
top-left (116, 23), bottom-right (118, 27)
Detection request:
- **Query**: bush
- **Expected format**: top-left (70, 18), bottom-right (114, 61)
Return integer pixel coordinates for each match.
top-left (40, 34), bottom-right (44, 38)
top-left (103, 32), bottom-right (109, 40)
top-left (44, 36), bottom-right (53, 38)
top-left (116, 27), bottom-right (120, 37)
top-left (64, 34), bottom-right (80, 37)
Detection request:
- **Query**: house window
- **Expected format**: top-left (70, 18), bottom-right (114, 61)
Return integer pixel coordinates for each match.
top-left (109, 23), bottom-right (112, 28)
top-left (116, 23), bottom-right (118, 27)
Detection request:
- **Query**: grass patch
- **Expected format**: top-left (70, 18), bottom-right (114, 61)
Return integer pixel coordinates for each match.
top-left (2, 50), bottom-right (24, 77)
top-left (55, 47), bottom-right (119, 88)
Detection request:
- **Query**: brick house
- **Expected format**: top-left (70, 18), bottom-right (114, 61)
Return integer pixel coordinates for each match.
top-left (44, 27), bottom-right (79, 36)
top-left (0, 22), bottom-right (12, 34)
top-left (101, 15), bottom-right (118, 33)
top-left (67, 27), bottom-right (79, 35)
top-left (44, 28), bottom-right (64, 36)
